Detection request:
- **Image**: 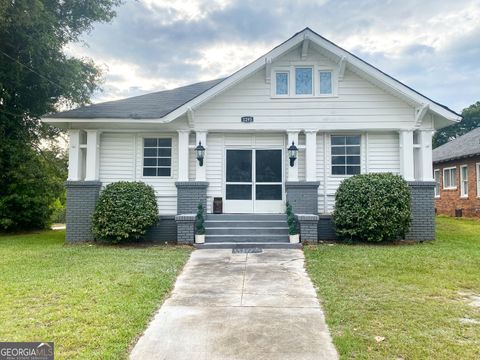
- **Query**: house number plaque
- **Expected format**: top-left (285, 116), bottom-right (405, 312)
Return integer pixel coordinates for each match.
top-left (241, 116), bottom-right (254, 123)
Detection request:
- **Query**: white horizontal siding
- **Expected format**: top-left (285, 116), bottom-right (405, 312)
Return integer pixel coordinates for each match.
top-left (99, 133), bottom-right (135, 184)
top-left (194, 47), bottom-right (414, 131)
top-left (367, 132), bottom-right (400, 173)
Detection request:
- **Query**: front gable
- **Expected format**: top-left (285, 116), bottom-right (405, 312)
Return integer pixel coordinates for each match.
top-left (193, 44), bottom-right (415, 131)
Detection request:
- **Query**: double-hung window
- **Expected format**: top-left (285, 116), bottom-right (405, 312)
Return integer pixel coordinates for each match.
top-left (460, 165), bottom-right (468, 197)
top-left (331, 135), bottom-right (361, 175)
top-left (143, 138), bottom-right (172, 177)
top-left (443, 167), bottom-right (457, 189)
top-left (434, 169), bottom-right (440, 198)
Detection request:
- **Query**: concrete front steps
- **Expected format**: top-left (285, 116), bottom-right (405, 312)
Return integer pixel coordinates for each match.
top-left (195, 213), bottom-right (301, 249)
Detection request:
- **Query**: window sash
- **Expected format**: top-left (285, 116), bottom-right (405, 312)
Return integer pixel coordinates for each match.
top-left (443, 168), bottom-right (456, 189)
top-left (295, 67), bottom-right (313, 95)
top-left (319, 71), bottom-right (332, 94)
top-left (275, 72), bottom-right (289, 95)
top-left (460, 165), bottom-right (468, 197)
top-left (331, 135), bottom-right (361, 175)
top-left (434, 170), bottom-right (440, 197)
top-left (143, 137), bottom-right (172, 177)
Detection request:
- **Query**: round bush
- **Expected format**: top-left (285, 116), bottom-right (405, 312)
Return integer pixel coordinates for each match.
top-left (92, 181), bottom-right (158, 243)
top-left (333, 173), bottom-right (411, 242)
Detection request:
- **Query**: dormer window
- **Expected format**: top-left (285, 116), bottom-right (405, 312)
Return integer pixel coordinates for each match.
top-left (295, 67), bottom-right (313, 95)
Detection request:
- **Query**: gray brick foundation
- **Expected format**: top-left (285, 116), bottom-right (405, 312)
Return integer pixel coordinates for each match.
top-left (297, 214), bottom-right (319, 244)
top-left (144, 216), bottom-right (177, 243)
top-left (65, 181), bottom-right (102, 242)
top-left (318, 215), bottom-right (337, 241)
top-left (175, 181), bottom-right (208, 214)
top-left (406, 181), bottom-right (436, 241)
top-left (175, 214), bottom-right (196, 244)
top-left (285, 182), bottom-right (320, 214)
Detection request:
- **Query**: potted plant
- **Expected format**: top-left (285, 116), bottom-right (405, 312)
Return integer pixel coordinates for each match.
top-left (286, 203), bottom-right (299, 243)
top-left (195, 203), bottom-right (206, 244)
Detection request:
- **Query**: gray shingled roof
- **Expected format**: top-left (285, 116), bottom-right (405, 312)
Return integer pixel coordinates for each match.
top-left (45, 78), bottom-right (225, 119)
top-left (433, 127), bottom-right (480, 163)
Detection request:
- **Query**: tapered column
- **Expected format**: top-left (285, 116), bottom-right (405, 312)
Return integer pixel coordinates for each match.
top-left (399, 130), bottom-right (414, 181)
top-left (177, 130), bottom-right (190, 182)
top-left (287, 130), bottom-right (299, 181)
top-left (85, 130), bottom-right (100, 181)
top-left (68, 130), bottom-right (82, 181)
top-left (305, 130), bottom-right (317, 181)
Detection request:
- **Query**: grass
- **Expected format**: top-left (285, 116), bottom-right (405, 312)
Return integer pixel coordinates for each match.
top-left (0, 230), bottom-right (191, 359)
top-left (304, 216), bottom-right (480, 360)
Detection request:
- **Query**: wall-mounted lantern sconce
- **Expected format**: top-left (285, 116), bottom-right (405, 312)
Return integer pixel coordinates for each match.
top-left (195, 141), bottom-right (205, 166)
top-left (288, 141), bottom-right (298, 167)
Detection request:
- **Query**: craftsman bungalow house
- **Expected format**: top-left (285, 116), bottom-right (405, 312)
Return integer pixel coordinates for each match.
top-left (43, 28), bottom-right (461, 245)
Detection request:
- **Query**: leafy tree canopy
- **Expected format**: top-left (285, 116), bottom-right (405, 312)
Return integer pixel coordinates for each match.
top-left (0, 0), bottom-right (122, 231)
top-left (433, 102), bottom-right (480, 148)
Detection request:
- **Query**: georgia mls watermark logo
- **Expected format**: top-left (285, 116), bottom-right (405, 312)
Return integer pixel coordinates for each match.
top-left (0, 342), bottom-right (54, 360)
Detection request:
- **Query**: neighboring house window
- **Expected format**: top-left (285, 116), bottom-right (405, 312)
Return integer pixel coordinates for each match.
top-left (295, 67), bottom-right (313, 95)
top-left (443, 167), bottom-right (457, 189)
top-left (319, 71), bottom-right (332, 94)
top-left (331, 135), bottom-right (361, 175)
top-left (143, 138), bottom-right (172, 177)
top-left (434, 169), bottom-right (440, 198)
top-left (477, 163), bottom-right (480, 197)
top-left (460, 165), bottom-right (468, 197)
top-left (275, 72), bottom-right (289, 95)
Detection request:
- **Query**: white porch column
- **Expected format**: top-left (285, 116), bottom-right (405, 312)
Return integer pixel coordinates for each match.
top-left (177, 130), bottom-right (190, 181)
top-left (305, 130), bottom-right (317, 182)
top-left (85, 130), bottom-right (100, 181)
top-left (68, 129), bottom-right (82, 181)
top-left (287, 130), bottom-right (299, 181)
top-left (420, 130), bottom-right (434, 181)
top-left (399, 130), bottom-right (414, 181)
top-left (195, 131), bottom-right (207, 181)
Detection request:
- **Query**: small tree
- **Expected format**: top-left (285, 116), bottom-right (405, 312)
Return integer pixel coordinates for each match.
top-left (286, 203), bottom-right (298, 235)
top-left (333, 173), bottom-right (411, 242)
top-left (195, 203), bottom-right (205, 235)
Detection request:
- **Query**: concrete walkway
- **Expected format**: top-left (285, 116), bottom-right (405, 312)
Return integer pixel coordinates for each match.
top-left (130, 249), bottom-right (338, 360)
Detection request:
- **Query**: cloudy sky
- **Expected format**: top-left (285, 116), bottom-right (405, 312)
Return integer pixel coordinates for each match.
top-left (66, 0), bottom-right (480, 113)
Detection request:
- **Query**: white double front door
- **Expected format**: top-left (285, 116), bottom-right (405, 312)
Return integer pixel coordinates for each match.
top-left (224, 149), bottom-right (284, 213)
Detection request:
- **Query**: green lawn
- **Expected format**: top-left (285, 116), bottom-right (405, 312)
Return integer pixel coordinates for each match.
top-left (305, 216), bottom-right (480, 359)
top-left (0, 230), bottom-right (190, 359)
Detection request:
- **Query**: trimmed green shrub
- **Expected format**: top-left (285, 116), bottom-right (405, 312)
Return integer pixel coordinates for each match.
top-left (195, 203), bottom-right (205, 235)
top-left (286, 203), bottom-right (298, 235)
top-left (92, 182), bottom-right (158, 243)
top-left (333, 173), bottom-right (411, 242)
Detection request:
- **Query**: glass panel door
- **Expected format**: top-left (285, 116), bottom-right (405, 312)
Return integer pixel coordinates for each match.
top-left (254, 149), bottom-right (283, 213)
top-left (225, 150), bottom-right (253, 213)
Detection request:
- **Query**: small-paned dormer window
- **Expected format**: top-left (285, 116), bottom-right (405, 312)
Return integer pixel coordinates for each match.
top-left (319, 71), bottom-right (332, 94)
top-left (275, 72), bottom-right (289, 95)
top-left (295, 67), bottom-right (313, 95)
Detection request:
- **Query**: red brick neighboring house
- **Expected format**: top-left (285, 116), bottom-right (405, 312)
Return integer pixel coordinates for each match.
top-left (433, 127), bottom-right (480, 217)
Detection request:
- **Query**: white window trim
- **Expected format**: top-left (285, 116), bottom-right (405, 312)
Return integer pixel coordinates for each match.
top-left (272, 69), bottom-right (290, 97)
top-left (270, 61), bottom-right (338, 99)
top-left (140, 135), bottom-right (174, 179)
top-left (434, 169), bottom-right (440, 198)
top-left (460, 164), bottom-right (468, 198)
top-left (477, 162), bottom-right (480, 198)
top-left (329, 134), bottom-right (362, 177)
top-left (443, 166), bottom-right (457, 190)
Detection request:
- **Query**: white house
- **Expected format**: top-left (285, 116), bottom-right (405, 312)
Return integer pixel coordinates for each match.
top-left (43, 28), bottom-right (461, 245)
